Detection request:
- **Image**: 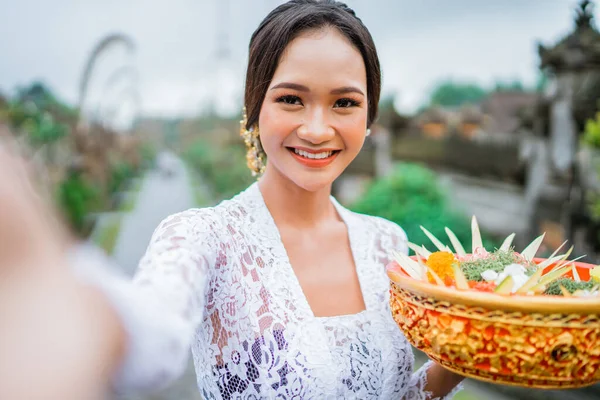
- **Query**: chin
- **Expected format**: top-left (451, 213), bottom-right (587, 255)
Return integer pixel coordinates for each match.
top-left (284, 166), bottom-right (345, 193)
top-left (291, 177), bottom-right (333, 192)
top-left (265, 152), bottom-right (353, 193)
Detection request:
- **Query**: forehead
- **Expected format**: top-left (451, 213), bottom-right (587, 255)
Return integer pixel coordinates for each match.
top-left (272, 27), bottom-right (367, 90)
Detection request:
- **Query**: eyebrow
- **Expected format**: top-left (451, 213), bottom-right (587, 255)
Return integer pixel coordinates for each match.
top-left (330, 86), bottom-right (365, 96)
top-left (271, 82), bottom-right (309, 92)
top-left (270, 82), bottom-right (364, 96)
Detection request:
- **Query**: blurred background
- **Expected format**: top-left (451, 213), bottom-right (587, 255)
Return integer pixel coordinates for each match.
top-left (2, 0), bottom-right (600, 399)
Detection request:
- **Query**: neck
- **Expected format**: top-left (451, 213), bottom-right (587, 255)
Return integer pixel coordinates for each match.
top-left (258, 166), bottom-right (338, 229)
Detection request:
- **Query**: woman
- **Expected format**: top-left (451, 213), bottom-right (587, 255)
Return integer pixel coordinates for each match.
top-left (0, 1), bottom-right (464, 399)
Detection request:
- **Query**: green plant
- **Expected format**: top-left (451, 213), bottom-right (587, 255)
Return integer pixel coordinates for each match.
top-left (582, 111), bottom-right (600, 148)
top-left (545, 278), bottom-right (597, 295)
top-left (5, 82), bottom-right (75, 147)
top-left (57, 172), bottom-right (99, 235)
top-left (108, 161), bottom-right (135, 196)
top-left (582, 113), bottom-right (600, 228)
top-left (350, 163), bottom-right (499, 252)
top-left (184, 139), bottom-right (254, 200)
top-left (459, 249), bottom-right (535, 282)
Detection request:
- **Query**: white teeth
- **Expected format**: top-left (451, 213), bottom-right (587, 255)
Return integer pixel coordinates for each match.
top-left (293, 149), bottom-right (333, 159)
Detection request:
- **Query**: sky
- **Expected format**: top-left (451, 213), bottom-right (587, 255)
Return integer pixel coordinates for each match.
top-left (1, 0), bottom-right (595, 127)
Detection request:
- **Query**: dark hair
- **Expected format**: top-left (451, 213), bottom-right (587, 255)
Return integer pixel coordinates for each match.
top-left (244, 0), bottom-right (381, 130)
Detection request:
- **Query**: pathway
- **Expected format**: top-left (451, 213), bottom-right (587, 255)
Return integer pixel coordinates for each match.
top-left (111, 152), bottom-right (206, 400)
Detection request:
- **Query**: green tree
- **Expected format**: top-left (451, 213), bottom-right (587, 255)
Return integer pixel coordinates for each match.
top-left (350, 163), bottom-right (499, 252)
top-left (5, 82), bottom-right (74, 146)
top-left (428, 81), bottom-right (488, 108)
top-left (494, 80), bottom-right (526, 92)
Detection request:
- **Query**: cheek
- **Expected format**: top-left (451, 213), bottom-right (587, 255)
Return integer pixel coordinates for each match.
top-left (257, 101), bottom-right (275, 129)
top-left (340, 116), bottom-right (367, 150)
top-left (258, 105), bottom-right (293, 148)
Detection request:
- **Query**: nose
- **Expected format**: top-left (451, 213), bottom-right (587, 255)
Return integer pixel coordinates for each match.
top-left (296, 108), bottom-right (335, 144)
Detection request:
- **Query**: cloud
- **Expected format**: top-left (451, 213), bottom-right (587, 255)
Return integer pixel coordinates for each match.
top-left (0, 0), bottom-right (591, 117)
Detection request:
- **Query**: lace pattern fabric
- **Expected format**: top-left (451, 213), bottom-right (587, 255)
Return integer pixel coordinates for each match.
top-left (100, 182), bottom-right (461, 399)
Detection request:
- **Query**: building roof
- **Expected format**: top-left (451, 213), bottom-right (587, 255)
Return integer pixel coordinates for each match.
top-left (538, 0), bottom-right (600, 71)
top-left (480, 91), bottom-right (539, 134)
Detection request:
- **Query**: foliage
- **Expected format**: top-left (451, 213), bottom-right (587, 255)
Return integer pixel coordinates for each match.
top-left (582, 111), bottom-right (600, 148)
top-left (424, 78), bottom-right (539, 110)
top-left (493, 79), bottom-right (526, 92)
top-left (4, 82), bottom-right (75, 146)
top-left (6, 102), bottom-right (68, 145)
top-left (2, 81), bottom-right (152, 238)
top-left (29, 111), bottom-right (68, 146)
top-left (587, 192), bottom-right (600, 223)
top-left (350, 163), bottom-right (499, 252)
top-left (108, 161), bottom-right (136, 196)
top-left (184, 139), bottom-right (254, 200)
top-left (545, 278), bottom-right (596, 295)
top-left (583, 113), bottom-right (600, 237)
top-left (57, 171), bottom-right (99, 235)
top-left (460, 250), bottom-right (536, 282)
top-left (15, 82), bottom-right (78, 120)
top-left (428, 81), bottom-right (488, 108)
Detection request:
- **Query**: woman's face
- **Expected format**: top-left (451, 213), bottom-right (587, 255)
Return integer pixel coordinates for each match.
top-left (258, 26), bottom-right (368, 192)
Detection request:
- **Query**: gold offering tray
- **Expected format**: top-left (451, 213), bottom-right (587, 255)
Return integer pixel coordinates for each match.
top-left (390, 260), bottom-right (600, 389)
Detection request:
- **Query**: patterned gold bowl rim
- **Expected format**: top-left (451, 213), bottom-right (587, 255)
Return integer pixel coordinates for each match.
top-left (391, 260), bottom-right (600, 315)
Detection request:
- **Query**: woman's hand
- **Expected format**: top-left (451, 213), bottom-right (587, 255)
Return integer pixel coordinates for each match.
top-left (423, 362), bottom-right (465, 398)
top-left (0, 139), bottom-right (125, 399)
top-left (0, 139), bottom-right (70, 272)
top-left (0, 272), bottom-right (126, 400)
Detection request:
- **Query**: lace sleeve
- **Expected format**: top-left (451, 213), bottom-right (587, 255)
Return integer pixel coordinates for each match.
top-left (73, 210), bottom-right (213, 395)
top-left (402, 361), bottom-right (463, 400)
top-left (133, 209), bottom-right (212, 328)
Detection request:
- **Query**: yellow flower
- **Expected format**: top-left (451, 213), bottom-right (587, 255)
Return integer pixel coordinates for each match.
top-left (591, 265), bottom-right (600, 283)
top-left (426, 251), bottom-right (456, 283)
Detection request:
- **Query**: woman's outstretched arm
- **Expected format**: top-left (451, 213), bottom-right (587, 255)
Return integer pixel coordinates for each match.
top-left (0, 142), bottom-right (212, 398)
top-left (0, 143), bottom-right (124, 400)
top-left (76, 209), bottom-right (214, 395)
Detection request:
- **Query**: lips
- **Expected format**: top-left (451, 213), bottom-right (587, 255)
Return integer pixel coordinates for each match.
top-left (287, 147), bottom-right (340, 168)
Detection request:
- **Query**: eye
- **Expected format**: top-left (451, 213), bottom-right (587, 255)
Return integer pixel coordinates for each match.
top-left (276, 95), bottom-right (303, 106)
top-left (334, 98), bottom-right (361, 108)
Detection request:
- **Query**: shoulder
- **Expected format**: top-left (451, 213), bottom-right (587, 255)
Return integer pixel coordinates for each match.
top-left (148, 208), bottom-right (214, 249)
top-left (154, 207), bottom-right (214, 234)
top-left (347, 209), bottom-right (409, 254)
top-left (346, 207), bottom-right (407, 240)
top-left (152, 185), bottom-right (257, 243)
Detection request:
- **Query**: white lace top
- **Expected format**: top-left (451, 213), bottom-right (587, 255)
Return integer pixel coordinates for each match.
top-left (78, 182), bottom-right (461, 400)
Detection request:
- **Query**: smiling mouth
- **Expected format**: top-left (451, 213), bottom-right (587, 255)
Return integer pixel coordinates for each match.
top-left (286, 147), bottom-right (341, 168)
top-left (289, 148), bottom-right (339, 159)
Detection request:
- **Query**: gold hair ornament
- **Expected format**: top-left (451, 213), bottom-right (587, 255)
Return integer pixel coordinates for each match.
top-left (240, 107), bottom-right (266, 177)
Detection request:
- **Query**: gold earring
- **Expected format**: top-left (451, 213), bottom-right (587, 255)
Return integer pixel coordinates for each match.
top-left (240, 107), bottom-right (266, 177)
